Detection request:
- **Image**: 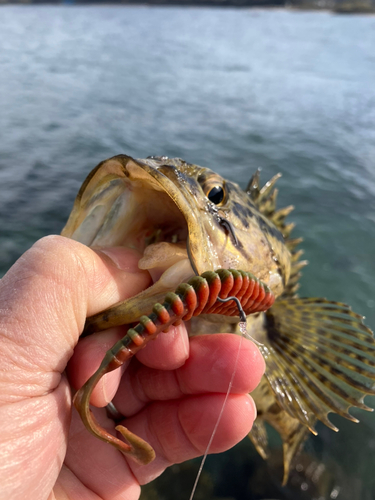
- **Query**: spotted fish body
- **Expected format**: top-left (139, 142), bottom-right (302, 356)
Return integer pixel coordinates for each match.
top-left (62, 154), bottom-right (375, 483)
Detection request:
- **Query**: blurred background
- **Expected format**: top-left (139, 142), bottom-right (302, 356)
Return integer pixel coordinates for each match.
top-left (0, 4), bottom-right (374, 499)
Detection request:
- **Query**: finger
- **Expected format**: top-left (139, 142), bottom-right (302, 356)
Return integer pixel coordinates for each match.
top-left (64, 407), bottom-right (140, 500)
top-left (135, 322), bottom-right (189, 369)
top-left (65, 391), bottom-right (256, 496)
top-left (67, 327), bottom-right (129, 407)
top-left (54, 465), bottom-right (102, 500)
top-left (113, 334), bottom-right (265, 417)
top-left (67, 323), bottom-right (190, 407)
top-left (124, 392), bottom-right (257, 485)
top-left (0, 236), bottom-right (151, 398)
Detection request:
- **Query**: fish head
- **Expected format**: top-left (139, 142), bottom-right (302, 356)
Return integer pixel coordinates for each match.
top-left (62, 154), bottom-right (290, 301)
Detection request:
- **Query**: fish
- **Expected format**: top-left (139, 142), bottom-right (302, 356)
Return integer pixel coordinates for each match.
top-left (61, 154), bottom-right (375, 483)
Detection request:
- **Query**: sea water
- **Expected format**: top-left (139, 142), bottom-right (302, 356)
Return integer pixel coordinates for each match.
top-left (0, 6), bottom-right (374, 499)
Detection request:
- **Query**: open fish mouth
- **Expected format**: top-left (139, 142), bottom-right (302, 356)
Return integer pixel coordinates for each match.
top-left (62, 154), bottom-right (210, 295)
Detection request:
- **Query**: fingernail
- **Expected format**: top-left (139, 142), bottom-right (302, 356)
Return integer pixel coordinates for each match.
top-left (98, 247), bottom-right (142, 273)
top-left (102, 376), bottom-right (111, 405)
top-left (102, 369), bottom-right (123, 405)
top-left (247, 394), bottom-right (258, 420)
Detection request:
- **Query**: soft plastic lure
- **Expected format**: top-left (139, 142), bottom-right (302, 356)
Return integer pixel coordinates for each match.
top-left (73, 268), bottom-right (274, 464)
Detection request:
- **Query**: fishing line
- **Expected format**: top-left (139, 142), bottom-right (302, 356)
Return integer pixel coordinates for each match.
top-left (188, 296), bottom-right (247, 500)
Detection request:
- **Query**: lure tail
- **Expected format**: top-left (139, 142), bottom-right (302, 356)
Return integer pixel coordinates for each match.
top-left (74, 269), bottom-right (275, 463)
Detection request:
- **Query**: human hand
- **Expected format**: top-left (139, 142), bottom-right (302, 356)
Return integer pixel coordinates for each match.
top-left (0, 236), bottom-right (265, 500)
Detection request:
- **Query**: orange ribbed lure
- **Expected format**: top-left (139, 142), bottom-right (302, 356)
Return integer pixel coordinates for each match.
top-left (73, 268), bottom-right (274, 464)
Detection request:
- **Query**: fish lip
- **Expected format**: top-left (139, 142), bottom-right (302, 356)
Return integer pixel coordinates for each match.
top-left (61, 154), bottom-right (209, 276)
top-left (125, 156), bottom-right (202, 274)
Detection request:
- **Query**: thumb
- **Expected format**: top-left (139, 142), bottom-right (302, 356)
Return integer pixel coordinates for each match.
top-left (0, 235), bottom-right (151, 402)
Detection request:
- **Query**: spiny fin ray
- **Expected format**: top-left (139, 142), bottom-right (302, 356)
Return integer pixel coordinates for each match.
top-left (260, 297), bottom-right (375, 431)
top-left (248, 169), bottom-right (303, 298)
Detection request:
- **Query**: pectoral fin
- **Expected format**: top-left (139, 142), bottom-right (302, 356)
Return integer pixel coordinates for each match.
top-left (259, 298), bottom-right (375, 432)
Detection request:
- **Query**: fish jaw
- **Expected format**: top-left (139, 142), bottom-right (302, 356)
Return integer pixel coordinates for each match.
top-left (61, 155), bottom-right (220, 303)
top-left (61, 154), bottom-right (289, 333)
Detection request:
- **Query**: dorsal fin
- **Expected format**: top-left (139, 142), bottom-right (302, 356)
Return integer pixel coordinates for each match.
top-left (247, 170), bottom-right (307, 298)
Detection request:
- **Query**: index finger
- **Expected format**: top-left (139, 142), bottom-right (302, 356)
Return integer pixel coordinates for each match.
top-left (67, 322), bottom-right (191, 407)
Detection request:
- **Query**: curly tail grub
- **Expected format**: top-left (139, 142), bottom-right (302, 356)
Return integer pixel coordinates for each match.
top-left (73, 269), bottom-right (274, 464)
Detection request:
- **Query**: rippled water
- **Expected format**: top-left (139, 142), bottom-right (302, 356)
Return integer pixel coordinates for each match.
top-left (0, 5), bottom-right (375, 499)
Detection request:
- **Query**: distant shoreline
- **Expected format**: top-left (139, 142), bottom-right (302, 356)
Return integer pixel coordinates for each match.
top-left (1, 0), bottom-right (374, 11)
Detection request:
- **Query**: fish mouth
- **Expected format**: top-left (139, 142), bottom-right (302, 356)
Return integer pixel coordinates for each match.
top-left (62, 155), bottom-right (210, 294)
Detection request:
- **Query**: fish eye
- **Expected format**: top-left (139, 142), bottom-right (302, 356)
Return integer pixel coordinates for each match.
top-left (207, 185), bottom-right (225, 205)
top-left (198, 173), bottom-right (227, 206)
